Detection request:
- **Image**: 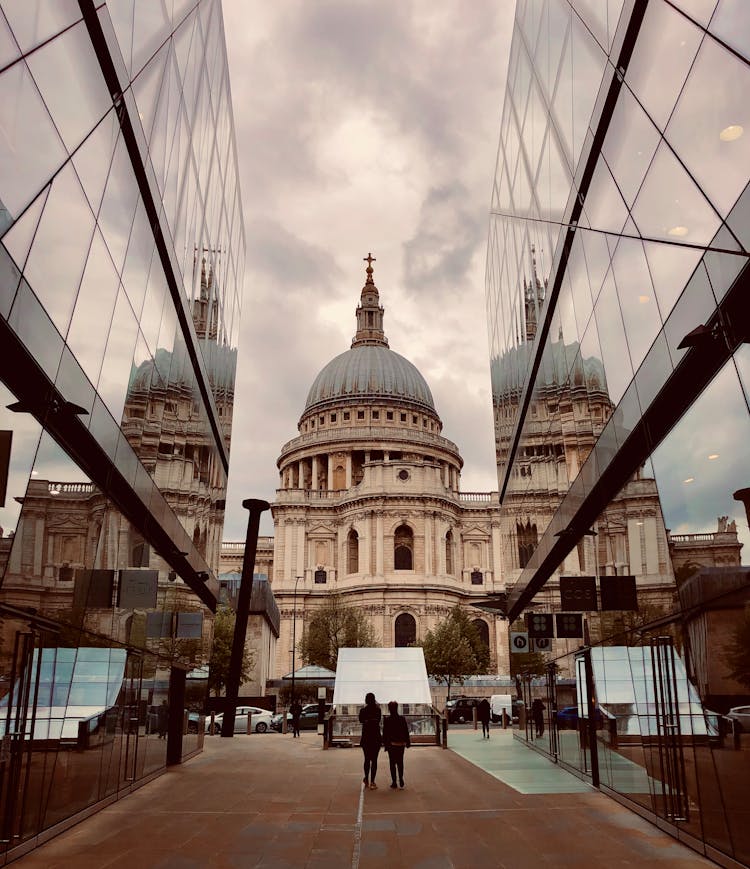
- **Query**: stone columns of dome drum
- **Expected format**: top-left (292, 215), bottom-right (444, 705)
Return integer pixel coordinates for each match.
top-left (297, 460), bottom-right (304, 489)
top-left (424, 513), bottom-right (432, 575)
top-left (327, 454), bottom-right (333, 490)
top-left (376, 513), bottom-right (384, 574)
top-left (311, 456), bottom-right (318, 490)
top-left (345, 454), bottom-right (352, 488)
top-left (437, 520), bottom-right (446, 575)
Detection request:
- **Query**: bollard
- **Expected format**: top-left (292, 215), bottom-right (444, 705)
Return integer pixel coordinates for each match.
top-left (473, 706), bottom-right (478, 730)
top-left (733, 718), bottom-right (741, 750)
top-left (442, 717), bottom-right (448, 748)
top-left (502, 707), bottom-right (507, 730)
top-left (247, 713), bottom-right (252, 735)
top-left (209, 712), bottom-right (216, 735)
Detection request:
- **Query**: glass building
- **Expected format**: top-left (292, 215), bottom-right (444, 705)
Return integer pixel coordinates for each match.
top-left (0, 0), bottom-right (243, 856)
top-left (487, 1), bottom-right (749, 865)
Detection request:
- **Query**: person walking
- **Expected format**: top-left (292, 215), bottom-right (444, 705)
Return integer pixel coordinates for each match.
top-left (477, 697), bottom-right (491, 739)
top-left (157, 700), bottom-right (168, 740)
top-left (382, 701), bottom-right (410, 789)
top-left (532, 697), bottom-right (546, 737)
top-left (359, 692), bottom-right (382, 790)
top-left (290, 699), bottom-right (302, 738)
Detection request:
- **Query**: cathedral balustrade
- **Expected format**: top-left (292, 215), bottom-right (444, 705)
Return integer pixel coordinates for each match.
top-left (274, 488), bottom-right (345, 502)
top-left (457, 492), bottom-right (498, 503)
top-left (278, 426), bottom-right (460, 456)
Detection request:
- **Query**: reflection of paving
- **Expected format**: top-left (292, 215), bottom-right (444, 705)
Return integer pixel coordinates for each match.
top-left (448, 727), bottom-right (592, 794)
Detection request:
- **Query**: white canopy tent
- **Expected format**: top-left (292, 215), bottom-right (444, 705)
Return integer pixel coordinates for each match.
top-left (332, 648), bottom-right (432, 707)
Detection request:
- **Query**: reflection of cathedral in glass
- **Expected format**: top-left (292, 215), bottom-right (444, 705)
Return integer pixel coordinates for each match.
top-left (0, 0), bottom-right (243, 856)
top-left (486, 2), bottom-right (749, 864)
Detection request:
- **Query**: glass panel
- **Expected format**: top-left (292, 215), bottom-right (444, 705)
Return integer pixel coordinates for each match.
top-left (601, 83), bottom-right (661, 209)
top-left (26, 20), bottom-right (112, 153)
top-left (709, 0), bottom-right (750, 63)
top-left (665, 35), bottom-right (750, 217)
top-left (0, 0), bottom-right (81, 53)
top-left (631, 140), bottom-right (721, 246)
top-left (0, 59), bottom-right (66, 221)
top-left (7, 278), bottom-right (65, 381)
top-left (651, 361), bottom-right (750, 555)
top-left (23, 162), bottom-right (95, 337)
top-left (624, 0), bottom-right (703, 129)
top-left (66, 230), bottom-right (120, 388)
top-left (610, 238), bottom-right (660, 375)
top-left (97, 136), bottom-right (140, 276)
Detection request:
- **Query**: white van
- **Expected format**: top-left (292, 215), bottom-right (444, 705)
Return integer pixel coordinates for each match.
top-left (490, 694), bottom-right (513, 724)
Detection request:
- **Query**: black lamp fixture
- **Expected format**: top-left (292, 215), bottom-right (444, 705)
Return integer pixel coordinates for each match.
top-left (677, 322), bottom-right (722, 350)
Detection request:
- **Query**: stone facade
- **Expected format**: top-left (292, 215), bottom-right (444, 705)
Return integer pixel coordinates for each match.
top-left (224, 259), bottom-right (691, 684)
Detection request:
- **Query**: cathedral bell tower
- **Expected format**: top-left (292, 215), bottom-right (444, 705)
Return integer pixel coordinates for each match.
top-left (352, 252), bottom-right (389, 348)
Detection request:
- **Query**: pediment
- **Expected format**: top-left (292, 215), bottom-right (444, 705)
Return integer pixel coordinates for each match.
top-left (462, 524), bottom-right (489, 538)
top-left (307, 523), bottom-right (336, 538)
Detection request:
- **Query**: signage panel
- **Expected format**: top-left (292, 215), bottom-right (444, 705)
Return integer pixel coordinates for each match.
top-left (555, 613), bottom-right (584, 639)
top-left (600, 575), bottom-right (638, 611)
top-left (118, 569), bottom-right (158, 609)
top-left (526, 612), bottom-right (554, 638)
top-left (176, 612), bottom-right (203, 638)
top-left (531, 637), bottom-right (552, 652)
top-left (559, 576), bottom-right (597, 611)
top-left (510, 632), bottom-right (529, 653)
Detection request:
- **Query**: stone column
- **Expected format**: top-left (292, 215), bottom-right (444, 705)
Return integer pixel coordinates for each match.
top-left (311, 455), bottom-right (318, 490)
top-left (424, 513), bottom-right (432, 575)
top-left (297, 460), bottom-right (304, 489)
top-left (376, 513), bottom-right (384, 576)
top-left (491, 522), bottom-right (503, 585)
top-left (296, 521), bottom-right (306, 579)
top-left (346, 454), bottom-right (352, 488)
top-left (436, 519), bottom-right (446, 575)
top-left (328, 454), bottom-right (333, 490)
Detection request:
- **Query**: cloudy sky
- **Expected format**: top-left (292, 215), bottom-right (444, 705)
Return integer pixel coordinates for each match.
top-left (220, 1), bottom-right (516, 538)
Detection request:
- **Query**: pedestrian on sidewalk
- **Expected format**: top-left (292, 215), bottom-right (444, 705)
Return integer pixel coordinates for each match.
top-left (290, 699), bottom-right (302, 737)
top-left (157, 700), bottom-right (168, 740)
top-left (382, 700), bottom-right (410, 789)
top-left (359, 692), bottom-right (382, 790)
top-left (532, 697), bottom-right (545, 737)
top-left (477, 697), bottom-right (491, 739)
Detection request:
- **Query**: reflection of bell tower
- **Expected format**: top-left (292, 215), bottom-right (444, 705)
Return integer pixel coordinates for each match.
top-left (193, 253), bottom-right (219, 341)
top-left (352, 253), bottom-right (389, 348)
top-left (523, 245), bottom-right (547, 342)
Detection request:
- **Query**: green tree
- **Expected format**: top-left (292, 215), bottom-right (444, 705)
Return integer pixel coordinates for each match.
top-left (420, 606), bottom-right (489, 699)
top-left (723, 611), bottom-right (750, 692)
top-left (298, 594), bottom-right (378, 671)
top-left (207, 606), bottom-right (254, 696)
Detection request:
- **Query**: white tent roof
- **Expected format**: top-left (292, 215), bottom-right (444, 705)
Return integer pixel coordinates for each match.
top-left (332, 647), bottom-right (432, 706)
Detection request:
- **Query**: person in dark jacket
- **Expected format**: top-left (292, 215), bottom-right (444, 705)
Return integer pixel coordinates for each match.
top-left (359, 692), bottom-right (382, 789)
top-left (382, 700), bottom-right (410, 789)
top-left (477, 697), bottom-right (491, 739)
top-left (290, 699), bottom-right (302, 738)
top-left (532, 697), bottom-right (546, 737)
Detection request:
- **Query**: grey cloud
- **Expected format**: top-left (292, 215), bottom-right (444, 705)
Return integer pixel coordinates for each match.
top-left (402, 182), bottom-right (485, 296)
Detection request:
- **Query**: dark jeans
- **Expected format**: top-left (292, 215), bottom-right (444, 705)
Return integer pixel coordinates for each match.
top-left (292, 718), bottom-right (300, 737)
top-left (387, 746), bottom-right (405, 784)
top-left (481, 720), bottom-right (490, 737)
top-left (362, 746), bottom-right (379, 782)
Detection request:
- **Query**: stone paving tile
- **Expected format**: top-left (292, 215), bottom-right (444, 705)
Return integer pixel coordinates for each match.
top-left (11, 731), bottom-right (716, 868)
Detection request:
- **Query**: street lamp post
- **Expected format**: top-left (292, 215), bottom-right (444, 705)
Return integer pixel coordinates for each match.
top-left (291, 575), bottom-right (303, 709)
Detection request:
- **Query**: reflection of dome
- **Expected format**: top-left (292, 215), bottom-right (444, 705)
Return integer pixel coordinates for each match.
top-left (491, 339), bottom-right (607, 399)
top-left (304, 346), bottom-right (435, 414)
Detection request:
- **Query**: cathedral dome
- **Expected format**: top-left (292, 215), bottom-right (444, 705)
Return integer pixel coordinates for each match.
top-left (304, 345), bottom-right (435, 413)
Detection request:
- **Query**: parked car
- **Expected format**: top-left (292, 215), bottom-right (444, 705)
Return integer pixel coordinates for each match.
top-left (555, 705), bottom-right (607, 729)
top-left (445, 697), bottom-right (485, 724)
top-left (726, 706), bottom-right (750, 732)
top-left (205, 706), bottom-right (274, 734)
top-left (270, 703), bottom-right (332, 732)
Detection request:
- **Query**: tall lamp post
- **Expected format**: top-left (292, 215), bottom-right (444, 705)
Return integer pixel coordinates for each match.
top-left (221, 498), bottom-right (270, 738)
top-left (290, 575), bottom-right (303, 708)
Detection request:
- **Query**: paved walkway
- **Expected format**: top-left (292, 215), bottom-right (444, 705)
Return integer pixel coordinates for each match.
top-left (16, 728), bottom-right (714, 868)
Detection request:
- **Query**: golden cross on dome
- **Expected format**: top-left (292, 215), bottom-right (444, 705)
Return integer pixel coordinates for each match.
top-left (363, 252), bottom-right (376, 267)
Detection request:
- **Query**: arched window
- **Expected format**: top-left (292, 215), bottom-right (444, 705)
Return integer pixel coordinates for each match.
top-left (395, 613), bottom-right (416, 647)
top-left (347, 529), bottom-right (359, 574)
top-left (394, 524), bottom-right (413, 570)
top-left (445, 529), bottom-right (454, 575)
top-left (517, 519), bottom-right (538, 568)
top-left (472, 619), bottom-right (490, 652)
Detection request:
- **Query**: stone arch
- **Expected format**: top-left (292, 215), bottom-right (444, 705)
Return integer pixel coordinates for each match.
top-left (445, 529), bottom-right (454, 575)
top-left (347, 528), bottom-right (359, 574)
top-left (394, 524), bottom-right (413, 570)
top-left (472, 618), bottom-right (490, 652)
top-left (395, 612), bottom-right (417, 647)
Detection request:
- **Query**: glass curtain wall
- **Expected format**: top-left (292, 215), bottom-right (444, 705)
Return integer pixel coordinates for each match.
top-left (487, 1), bottom-right (749, 865)
top-left (0, 0), bottom-right (242, 855)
